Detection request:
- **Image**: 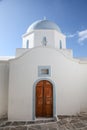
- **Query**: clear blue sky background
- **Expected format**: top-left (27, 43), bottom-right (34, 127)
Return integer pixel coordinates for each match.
top-left (0, 0), bottom-right (87, 57)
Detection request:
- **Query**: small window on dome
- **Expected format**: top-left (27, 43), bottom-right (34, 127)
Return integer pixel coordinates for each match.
top-left (42, 36), bottom-right (47, 46)
top-left (26, 40), bottom-right (29, 48)
top-left (60, 40), bottom-right (62, 49)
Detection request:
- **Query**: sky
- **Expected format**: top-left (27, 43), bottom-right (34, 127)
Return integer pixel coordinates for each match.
top-left (0, 0), bottom-right (87, 58)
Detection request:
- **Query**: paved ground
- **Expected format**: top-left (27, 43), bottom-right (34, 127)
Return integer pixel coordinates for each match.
top-left (0, 112), bottom-right (87, 130)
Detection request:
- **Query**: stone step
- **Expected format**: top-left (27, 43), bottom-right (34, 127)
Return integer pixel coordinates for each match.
top-left (0, 118), bottom-right (57, 127)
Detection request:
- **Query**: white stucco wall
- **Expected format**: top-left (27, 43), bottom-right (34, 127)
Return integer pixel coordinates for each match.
top-left (22, 33), bottom-right (34, 48)
top-left (8, 47), bottom-right (87, 121)
top-left (55, 31), bottom-right (66, 49)
top-left (16, 48), bottom-right (29, 57)
top-left (79, 63), bottom-right (87, 112)
top-left (0, 61), bottom-right (9, 117)
top-left (34, 30), bottom-right (55, 47)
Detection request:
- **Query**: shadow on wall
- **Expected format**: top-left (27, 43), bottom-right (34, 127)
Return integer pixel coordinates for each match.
top-left (0, 113), bottom-right (8, 120)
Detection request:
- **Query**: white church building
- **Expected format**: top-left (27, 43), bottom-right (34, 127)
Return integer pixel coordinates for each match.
top-left (0, 19), bottom-right (87, 121)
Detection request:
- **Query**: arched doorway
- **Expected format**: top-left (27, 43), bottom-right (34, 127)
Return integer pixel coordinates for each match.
top-left (36, 80), bottom-right (53, 117)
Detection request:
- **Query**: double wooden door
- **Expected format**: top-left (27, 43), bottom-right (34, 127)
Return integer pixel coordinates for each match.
top-left (36, 80), bottom-right (53, 117)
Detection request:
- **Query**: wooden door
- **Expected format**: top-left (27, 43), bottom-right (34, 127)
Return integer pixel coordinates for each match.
top-left (36, 80), bottom-right (53, 117)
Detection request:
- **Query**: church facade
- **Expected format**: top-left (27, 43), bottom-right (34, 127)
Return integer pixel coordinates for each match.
top-left (0, 20), bottom-right (87, 121)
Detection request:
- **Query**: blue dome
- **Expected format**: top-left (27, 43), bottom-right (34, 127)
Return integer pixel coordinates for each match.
top-left (27, 20), bottom-right (61, 33)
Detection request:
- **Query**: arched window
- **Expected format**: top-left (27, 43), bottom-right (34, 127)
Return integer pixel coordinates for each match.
top-left (26, 40), bottom-right (29, 48)
top-left (42, 36), bottom-right (47, 46)
top-left (60, 40), bottom-right (62, 49)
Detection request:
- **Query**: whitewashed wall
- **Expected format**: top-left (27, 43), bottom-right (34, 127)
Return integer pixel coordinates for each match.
top-left (0, 61), bottom-right (9, 117)
top-left (22, 33), bottom-right (34, 48)
top-left (34, 30), bottom-right (55, 47)
top-left (55, 31), bottom-right (66, 48)
top-left (8, 47), bottom-right (87, 121)
top-left (16, 48), bottom-right (29, 57)
top-left (79, 63), bottom-right (87, 112)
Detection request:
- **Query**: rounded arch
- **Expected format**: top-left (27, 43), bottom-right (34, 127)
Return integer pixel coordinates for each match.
top-left (33, 78), bottom-right (56, 120)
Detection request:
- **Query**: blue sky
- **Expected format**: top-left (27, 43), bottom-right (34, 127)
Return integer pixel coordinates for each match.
top-left (0, 0), bottom-right (87, 57)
